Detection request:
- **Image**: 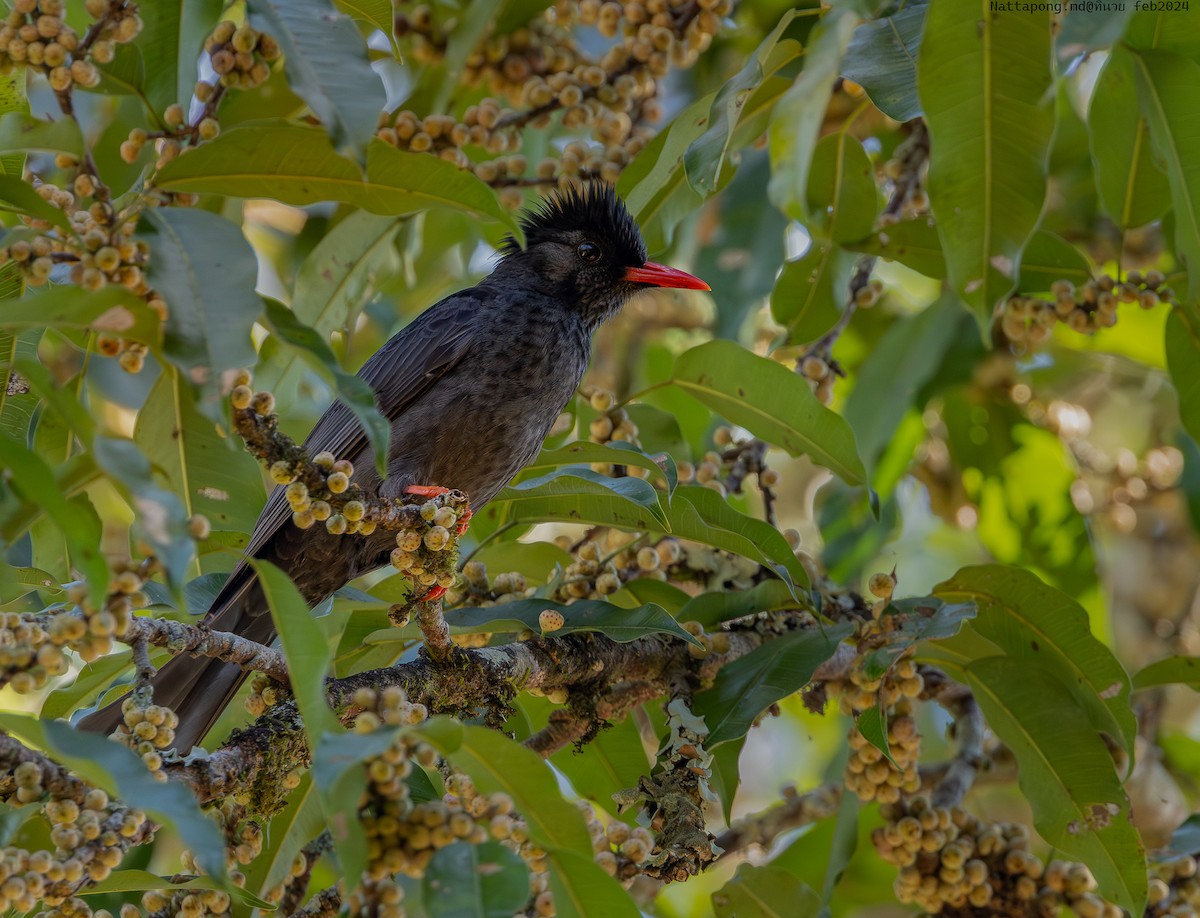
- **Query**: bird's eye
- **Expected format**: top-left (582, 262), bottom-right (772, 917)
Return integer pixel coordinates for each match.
top-left (577, 241), bottom-right (601, 263)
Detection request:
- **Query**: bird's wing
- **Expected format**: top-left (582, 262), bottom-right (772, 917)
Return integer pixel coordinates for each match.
top-left (233, 291), bottom-right (483, 583)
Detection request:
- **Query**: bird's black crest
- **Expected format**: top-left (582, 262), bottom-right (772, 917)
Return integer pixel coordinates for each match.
top-left (501, 183), bottom-right (647, 267)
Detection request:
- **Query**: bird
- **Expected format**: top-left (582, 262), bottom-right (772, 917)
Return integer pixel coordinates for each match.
top-left (79, 183), bottom-right (709, 750)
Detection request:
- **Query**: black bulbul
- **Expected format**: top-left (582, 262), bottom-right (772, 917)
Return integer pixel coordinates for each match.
top-left (80, 183), bottom-right (709, 750)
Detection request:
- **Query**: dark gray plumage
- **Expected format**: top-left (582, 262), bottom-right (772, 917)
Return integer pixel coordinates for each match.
top-left (79, 184), bottom-right (708, 750)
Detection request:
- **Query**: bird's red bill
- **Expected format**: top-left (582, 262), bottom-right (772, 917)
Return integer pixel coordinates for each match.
top-left (624, 262), bottom-right (711, 291)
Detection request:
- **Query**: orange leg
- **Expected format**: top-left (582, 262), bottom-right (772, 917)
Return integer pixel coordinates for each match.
top-left (405, 484), bottom-right (451, 498)
top-left (454, 508), bottom-right (474, 537)
top-left (419, 585), bottom-right (447, 602)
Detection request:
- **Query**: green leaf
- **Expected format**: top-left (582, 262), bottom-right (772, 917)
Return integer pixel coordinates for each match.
top-left (333, 0), bottom-right (394, 38)
top-left (711, 863), bottom-right (820, 918)
top-left (767, 9), bottom-right (855, 221)
top-left (663, 485), bottom-right (809, 590)
top-left (679, 579), bottom-right (803, 629)
top-left (854, 703), bottom-right (896, 768)
top-left (1015, 230), bottom-right (1095, 293)
top-left (79, 869), bottom-right (273, 909)
top-left (422, 841), bottom-right (530, 918)
top-left (260, 297), bottom-right (391, 475)
top-left (247, 0), bottom-right (387, 152)
top-left (918, 1), bottom-right (1054, 324)
top-left (134, 369), bottom-right (266, 535)
top-left (671, 339), bottom-right (866, 486)
top-left (861, 596), bottom-right (977, 679)
top-left (528, 440), bottom-right (676, 493)
top-left (545, 709), bottom-right (648, 818)
top-left (138, 208), bottom-right (261, 416)
top-left (0, 111), bottom-right (84, 157)
top-left (932, 565), bottom-right (1136, 757)
top-left (965, 658), bottom-right (1146, 916)
top-left (0, 70), bottom-right (28, 177)
top-left (547, 848), bottom-right (641, 918)
top-left (1133, 655), bottom-right (1200, 691)
top-left (0, 435), bottom-right (108, 603)
top-left (154, 125), bottom-right (518, 232)
top-left (769, 240), bottom-right (856, 342)
top-left (1131, 48), bottom-right (1200, 303)
top-left (840, 1), bottom-right (927, 122)
top-left (256, 209), bottom-right (402, 413)
top-left (1167, 310), bottom-right (1200, 442)
top-left (0, 285), bottom-right (160, 344)
top-left (137, 0), bottom-right (225, 120)
top-left (1088, 47), bottom-right (1171, 229)
top-left (492, 468), bottom-right (668, 531)
top-left (0, 564), bottom-right (61, 602)
top-left (0, 175), bottom-right (72, 230)
top-left (684, 10), bottom-right (804, 196)
top-left (0, 714), bottom-right (229, 880)
top-left (692, 621), bottom-right (854, 746)
top-left (843, 216), bottom-right (945, 278)
top-left (409, 598), bottom-right (703, 646)
top-left (91, 436), bottom-right (195, 590)
top-left (0, 327), bottom-right (37, 441)
top-left (843, 292), bottom-right (963, 471)
top-left (311, 727), bottom-right (403, 889)
top-left (418, 719), bottom-right (594, 855)
top-left (806, 133), bottom-right (878, 244)
top-left (251, 559), bottom-right (340, 743)
top-left (40, 650), bottom-right (133, 720)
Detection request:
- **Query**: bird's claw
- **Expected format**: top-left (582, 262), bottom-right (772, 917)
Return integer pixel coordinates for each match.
top-left (419, 585), bottom-right (447, 602)
top-left (454, 508), bottom-right (474, 536)
top-left (405, 484), bottom-right (451, 498)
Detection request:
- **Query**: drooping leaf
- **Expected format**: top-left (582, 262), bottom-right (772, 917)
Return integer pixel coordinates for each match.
top-left (684, 9), bottom-right (805, 196)
top-left (1166, 310), bottom-right (1200, 442)
top-left (840, 1), bottom-right (927, 122)
top-left (0, 327), bottom-right (37, 442)
top-left (256, 209), bottom-right (402, 411)
top-left (247, 0), bottom-right (387, 152)
top-left (918, 1), bottom-right (1054, 324)
top-left (0, 715), bottom-right (229, 880)
top-left (671, 340), bottom-right (867, 486)
top-left (692, 621), bottom-right (854, 746)
top-left (932, 565), bottom-right (1136, 757)
top-left (91, 435), bottom-right (195, 590)
top-left (1131, 48), bottom-right (1200, 303)
top-left (965, 658), bottom-right (1146, 916)
top-left (137, 208), bottom-right (261, 417)
top-left (711, 863), bottom-right (820, 918)
top-left (679, 579), bottom-right (803, 629)
top-left (1088, 46), bottom-right (1171, 229)
top-left (528, 440), bottom-right (677, 493)
top-left (1015, 230), bottom-right (1095, 293)
top-left (663, 485), bottom-right (809, 590)
top-left (260, 297), bottom-right (391, 474)
top-left (1133, 655), bottom-right (1200, 691)
top-left (422, 841), bottom-right (530, 918)
top-left (491, 468), bottom-right (668, 531)
top-left (767, 9), bottom-right (856, 221)
top-left (137, 0), bottom-right (225, 120)
top-left (134, 370), bottom-right (266, 535)
top-left (769, 239), bottom-right (856, 342)
top-left (546, 848), bottom-right (641, 918)
top-left (0, 175), bottom-right (72, 230)
top-left (42, 650), bottom-right (133, 720)
top-left (0, 285), bottom-right (160, 345)
top-left (77, 870), bottom-right (273, 909)
top-left (251, 559), bottom-right (340, 744)
top-left (154, 125), bottom-right (518, 232)
top-left (0, 111), bottom-right (84, 158)
top-left (0, 436), bottom-right (108, 604)
top-left (843, 216), bottom-right (945, 278)
top-left (805, 133), bottom-right (878, 244)
top-left (417, 719), bottom-right (594, 855)
top-left (843, 292), bottom-right (963, 472)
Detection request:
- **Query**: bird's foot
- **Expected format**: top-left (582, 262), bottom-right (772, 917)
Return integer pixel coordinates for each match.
top-left (454, 508), bottom-right (474, 536)
top-left (419, 585), bottom-right (447, 602)
top-left (405, 484), bottom-right (451, 498)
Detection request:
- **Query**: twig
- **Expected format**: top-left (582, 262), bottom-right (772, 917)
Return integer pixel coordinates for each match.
top-left (291, 883), bottom-right (342, 918)
top-left (119, 613), bottom-right (289, 681)
top-left (714, 782), bottom-right (843, 859)
top-left (414, 596), bottom-right (455, 662)
top-left (920, 667), bottom-right (987, 809)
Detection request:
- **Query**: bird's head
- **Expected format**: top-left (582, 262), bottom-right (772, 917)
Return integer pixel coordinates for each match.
top-left (497, 183), bottom-right (709, 327)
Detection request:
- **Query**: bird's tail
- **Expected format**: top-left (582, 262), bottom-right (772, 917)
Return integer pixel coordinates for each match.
top-left (76, 654), bottom-right (251, 752)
